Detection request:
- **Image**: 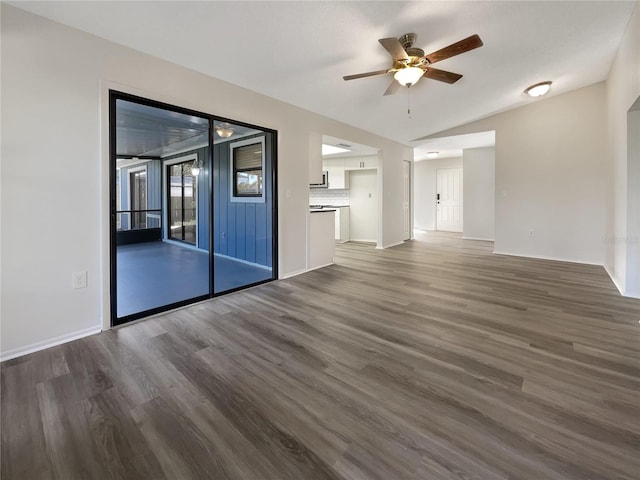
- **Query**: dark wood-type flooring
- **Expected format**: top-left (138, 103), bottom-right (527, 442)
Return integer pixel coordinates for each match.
top-left (2, 232), bottom-right (639, 479)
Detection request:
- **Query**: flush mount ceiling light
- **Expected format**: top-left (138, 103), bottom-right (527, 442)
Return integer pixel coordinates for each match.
top-left (215, 123), bottom-right (234, 138)
top-left (525, 81), bottom-right (552, 97)
top-left (322, 144), bottom-right (350, 156)
top-left (394, 67), bottom-right (425, 87)
top-left (426, 151), bottom-right (439, 159)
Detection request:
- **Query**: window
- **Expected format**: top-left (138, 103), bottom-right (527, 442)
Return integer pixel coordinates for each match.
top-left (230, 137), bottom-right (265, 202)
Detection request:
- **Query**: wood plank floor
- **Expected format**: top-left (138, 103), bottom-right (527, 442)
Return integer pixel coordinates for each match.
top-left (2, 232), bottom-right (639, 479)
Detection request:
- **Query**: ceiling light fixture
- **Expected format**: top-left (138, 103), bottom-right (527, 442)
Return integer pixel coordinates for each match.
top-left (426, 151), bottom-right (439, 159)
top-left (525, 81), bottom-right (552, 97)
top-left (215, 123), bottom-right (234, 138)
top-left (191, 158), bottom-right (202, 176)
top-left (394, 67), bottom-right (425, 87)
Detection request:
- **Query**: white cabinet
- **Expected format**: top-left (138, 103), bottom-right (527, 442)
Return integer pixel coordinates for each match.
top-left (335, 207), bottom-right (350, 243)
top-left (344, 156), bottom-right (378, 170)
top-left (322, 156), bottom-right (378, 189)
top-left (324, 158), bottom-right (348, 189)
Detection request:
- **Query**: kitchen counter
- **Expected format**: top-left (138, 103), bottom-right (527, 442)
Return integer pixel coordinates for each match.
top-left (308, 208), bottom-right (335, 270)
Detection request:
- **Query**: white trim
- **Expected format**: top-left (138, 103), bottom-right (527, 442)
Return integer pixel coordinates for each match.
top-left (604, 265), bottom-right (631, 297)
top-left (229, 136), bottom-right (266, 203)
top-left (214, 252), bottom-right (271, 271)
top-left (159, 141), bottom-right (208, 160)
top-left (304, 262), bottom-right (334, 272)
top-left (351, 238), bottom-right (377, 243)
top-left (492, 250), bottom-right (603, 266)
top-left (378, 240), bottom-right (405, 249)
top-left (462, 236), bottom-right (495, 242)
top-left (1, 325), bottom-right (102, 362)
top-left (280, 268), bottom-right (308, 279)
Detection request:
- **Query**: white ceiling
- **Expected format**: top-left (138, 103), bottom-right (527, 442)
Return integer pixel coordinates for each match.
top-left (322, 135), bottom-right (379, 158)
top-left (414, 131), bottom-right (496, 161)
top-left (12, 1), bottom-right (635, 150)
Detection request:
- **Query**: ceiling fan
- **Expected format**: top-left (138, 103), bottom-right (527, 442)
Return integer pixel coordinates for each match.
top-left (343, 33), bottom-right (483, 96)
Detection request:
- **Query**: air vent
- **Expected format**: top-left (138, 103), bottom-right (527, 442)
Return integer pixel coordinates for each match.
top-left (337, 143), bottom-right (351, 148)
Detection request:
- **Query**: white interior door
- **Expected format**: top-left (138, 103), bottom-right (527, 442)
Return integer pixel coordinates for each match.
top-left (436, 167), bottom-right (463, 232)
top-left (403, 161), bottom-right (411, 240)
top-left (349, 169), bottom-right (377, 242)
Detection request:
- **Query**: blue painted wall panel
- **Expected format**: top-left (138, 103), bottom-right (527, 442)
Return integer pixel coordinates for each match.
top-left (213, 133), bottom-right (272, 268)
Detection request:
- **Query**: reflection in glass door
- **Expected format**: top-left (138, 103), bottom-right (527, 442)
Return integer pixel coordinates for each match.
top-left (168, 161), bottom-right (197, 245)
top-left (130, 169), bottom-right (147, 229)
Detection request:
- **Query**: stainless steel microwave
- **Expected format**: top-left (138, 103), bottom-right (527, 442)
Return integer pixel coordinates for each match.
top-left (310, 171), bottom-right (329, 188)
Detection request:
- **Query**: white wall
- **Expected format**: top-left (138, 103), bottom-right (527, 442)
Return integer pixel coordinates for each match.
top-left (420, 83), bottom-right (607, 265)
top-left (0, 6), bottom-right (412, 358)
top-left (413, 157), bottom-right (463, 231)
top-left (605, 3), bottom-right (640, 297)
top-left (463, 147), bottom-right (495, 241)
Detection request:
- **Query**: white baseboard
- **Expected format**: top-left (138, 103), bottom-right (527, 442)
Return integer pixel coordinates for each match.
top-left (378, 240), bottom-right (405, 250)
top-left (280, 268), bottom-right (309, 279)
top-left (305, 262), bottom-right (335, 272)
top-left (604, 265), bottom-right (628, 297)
top-left (492, 250), bottom-right (602, 266)
top-left (1, 325), bottom-right (102, 362)
top-left (462, 236), bottom-right (495, 242)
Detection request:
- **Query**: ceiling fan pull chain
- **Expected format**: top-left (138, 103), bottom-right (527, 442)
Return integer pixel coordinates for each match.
top-left (407, 86), bottom-right (412, 118)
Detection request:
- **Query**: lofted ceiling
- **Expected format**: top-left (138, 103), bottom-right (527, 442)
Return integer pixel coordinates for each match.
top-left (12, 1), bottom-right (636, 151)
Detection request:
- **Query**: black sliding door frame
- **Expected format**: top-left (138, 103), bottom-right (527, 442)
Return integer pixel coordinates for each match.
top-left (109, 90), bottom-right (278, 327)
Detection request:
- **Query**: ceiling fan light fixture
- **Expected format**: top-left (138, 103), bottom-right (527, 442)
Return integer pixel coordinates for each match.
top-left (525, 81), bottom-right (552, 97)
top-left (394, 67), bottom-right (424, 87)
top-left (216, 123), bottom-right (234, 138)
top-left (426, 151), bottom-right (439, 159)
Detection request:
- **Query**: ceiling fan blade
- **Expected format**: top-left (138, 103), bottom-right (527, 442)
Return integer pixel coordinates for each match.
top-left (343, 69), bottom-right (390, 81)
top-left (425, 34), bottom-right (483, 64)
top-left (383, 80), bottom-right (401, 96)
top-left (378, 37), bottom-right (409, 61)
top-left (423, 67), bottom-right (463, 84)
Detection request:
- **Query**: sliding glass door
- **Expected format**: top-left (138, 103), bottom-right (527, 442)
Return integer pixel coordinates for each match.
top-left (110, 91), bottom-right (278, 326)
top-left (168, 161), bottom-right (197, 245)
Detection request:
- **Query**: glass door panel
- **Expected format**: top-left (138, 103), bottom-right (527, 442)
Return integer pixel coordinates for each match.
top-left (213, 122), bottom-right (275, 293)
top-left (130, 170), bottom-right (147, 229)
top-left (168, 161), bottom-right (196, 245)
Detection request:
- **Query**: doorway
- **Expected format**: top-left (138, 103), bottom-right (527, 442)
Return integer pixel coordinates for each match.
top-left (436, 167), bottom-right (463, 232)
top-left (167, 160), bottom-right (197, 245)
top-left (403, 160), bottom-right (411, 240)
top-left (626, 96), bottom-right (640, 297)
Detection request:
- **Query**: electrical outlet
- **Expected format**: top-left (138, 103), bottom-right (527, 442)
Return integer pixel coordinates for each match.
top-left (72, 271), bottom-right (87, 289)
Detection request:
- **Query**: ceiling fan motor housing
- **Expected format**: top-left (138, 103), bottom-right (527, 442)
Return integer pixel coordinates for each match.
top-left (399, 33), bottom-right (427, 66)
